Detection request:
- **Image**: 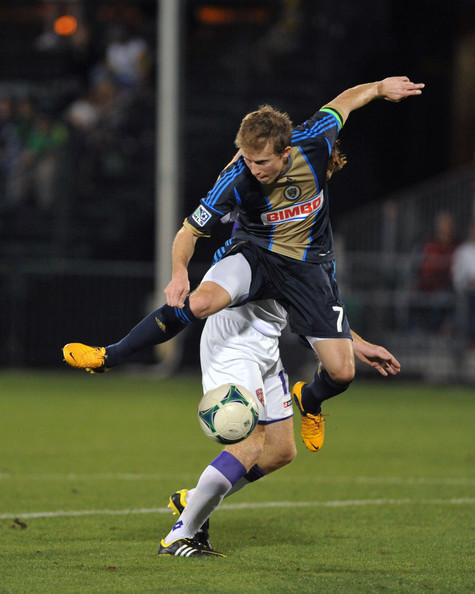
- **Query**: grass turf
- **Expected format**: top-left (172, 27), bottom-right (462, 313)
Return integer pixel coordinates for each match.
top-left (0, 371), bottom-right (473, 593)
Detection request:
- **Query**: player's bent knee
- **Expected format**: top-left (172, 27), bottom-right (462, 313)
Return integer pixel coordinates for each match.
top-left (189, 299), bottom-right (211, 319)
top-left (334, 368), bottom-right (355, 385)
top-left (268, 444), bottom-right (297, 472)
top-left (280, 444), bottom-right (297, 466)
top-left (327, 361), bottom-right (355, 385)
top-left (189, 283), bottom-right (232, 318)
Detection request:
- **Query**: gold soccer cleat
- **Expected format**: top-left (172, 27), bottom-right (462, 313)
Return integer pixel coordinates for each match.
top-left (292, 381), bottom-right (325, 452)
top-left (62, 343), bottom-right (107, 373)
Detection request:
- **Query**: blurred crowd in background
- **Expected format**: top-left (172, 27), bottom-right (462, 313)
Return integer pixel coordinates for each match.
top-left (0, 0), bottom-right (156, 259)
top-left (0, 0), bottom-right (474, 372)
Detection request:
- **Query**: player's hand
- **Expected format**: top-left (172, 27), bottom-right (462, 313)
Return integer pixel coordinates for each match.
top-left (353, 342), bottom-right (401, 377)
top-left (164, 272), bottom-right (190, 308)
top-left (378, 76), bottom-right (425, 102)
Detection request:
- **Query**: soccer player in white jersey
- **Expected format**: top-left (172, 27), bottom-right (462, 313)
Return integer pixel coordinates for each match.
top-left (157, 299), bottom-right (400, 557)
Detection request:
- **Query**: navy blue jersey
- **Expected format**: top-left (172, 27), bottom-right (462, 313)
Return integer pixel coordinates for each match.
top-left (184, 107), bottom-right (343, 263)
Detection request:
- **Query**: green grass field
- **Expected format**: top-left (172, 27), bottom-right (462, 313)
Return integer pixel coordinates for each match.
top-left (0, 371), bottom-right (473, 593)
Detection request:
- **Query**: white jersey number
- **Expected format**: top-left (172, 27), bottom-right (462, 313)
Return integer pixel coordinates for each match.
top-left (332, 306), bottom-right (344, 333)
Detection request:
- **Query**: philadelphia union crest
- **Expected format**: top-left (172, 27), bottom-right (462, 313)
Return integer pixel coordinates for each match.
top-left (284, 184), bottom-right (301, 201)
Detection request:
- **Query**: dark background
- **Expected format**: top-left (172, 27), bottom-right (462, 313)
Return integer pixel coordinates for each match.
top-left (0, 0), bottom-right (474, 372)
top-left (1, 0), bottom-right (474, 264)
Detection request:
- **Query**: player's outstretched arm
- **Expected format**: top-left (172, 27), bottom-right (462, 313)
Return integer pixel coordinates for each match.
top-left (164, 226), bottom-right (199, 308)
top-left (351, 330), bottom-right (401, 377)
top-left (326, 76), bottom-right (424, 124)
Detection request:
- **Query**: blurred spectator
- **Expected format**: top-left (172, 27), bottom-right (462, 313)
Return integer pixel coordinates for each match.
top-left (90, 22), bottom-right (151, 98)
top-left (64, 79), bottom-right (124, 137)
top-left (15, 96), bottom-right (38, 146)
top-left (1, 95), bottom-right (38, 213)
top-left (0, 95), bottom-right (22, 212)
top-left (452, 219), bottom-right (475, 347)
top-left (34, 0), bottom-right (62, 52)
top-left (252, 0), bottom-right (302, 75)
top-left (64, 78), bottom-right (127, 192)
top-left (9, 108), bottom-right (70, 211)
top-left (417, 211), bottom-right (460, 292)
top-left (411, 211), bottom-right (460, 334)
top-left (64, 88), bottom-right (100, 133)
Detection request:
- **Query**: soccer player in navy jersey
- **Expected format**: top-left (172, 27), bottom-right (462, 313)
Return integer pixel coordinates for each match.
top-left (63, 76), bottom-right (422, 452)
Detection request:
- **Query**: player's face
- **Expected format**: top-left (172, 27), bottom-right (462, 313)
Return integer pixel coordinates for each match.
top-left (242, 143), bottom-right (291, 184)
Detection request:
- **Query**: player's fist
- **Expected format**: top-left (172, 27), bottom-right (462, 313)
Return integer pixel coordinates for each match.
top-left (164, 272), bottom-right (190, 308)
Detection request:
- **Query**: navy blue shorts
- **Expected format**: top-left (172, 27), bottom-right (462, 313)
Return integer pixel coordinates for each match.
top-left (233, 242), bottom-right (351, 339)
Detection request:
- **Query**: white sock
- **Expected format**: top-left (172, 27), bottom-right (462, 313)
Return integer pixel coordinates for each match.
top-left (164, 466), bottom-right (231, 544)
top-left (164, 451), bottom-right (247, 544)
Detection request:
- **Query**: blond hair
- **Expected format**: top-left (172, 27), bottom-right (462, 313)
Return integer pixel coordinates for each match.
top-left (235, 104), bottom-right (293, 156)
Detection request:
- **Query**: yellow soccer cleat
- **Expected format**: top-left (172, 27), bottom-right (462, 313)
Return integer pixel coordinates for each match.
top-left (168, 489), bottom-right (188, 517)
top-left (62, 343), bottom-right (108, 373)
top-left (292, 381), bottom-right (325, 452)
top-left (168, 489), bottom-right (211, 547)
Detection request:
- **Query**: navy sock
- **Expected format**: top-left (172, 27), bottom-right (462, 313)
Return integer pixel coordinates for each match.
top-left (301, 366), bottom-right (352, 414)
top-left (105, 297), bottom-right (200, 367)
top-left (243, 464), bottom-right (266, 482)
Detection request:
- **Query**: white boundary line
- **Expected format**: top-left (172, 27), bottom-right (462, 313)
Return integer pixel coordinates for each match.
top-left (1, 498), bottom-right (474, 520)
top-left (0, 473), bottom-right (474, 485)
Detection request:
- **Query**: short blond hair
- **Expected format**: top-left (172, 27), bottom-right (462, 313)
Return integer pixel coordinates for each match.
top-left (235, 104), bottom-right (292, 156)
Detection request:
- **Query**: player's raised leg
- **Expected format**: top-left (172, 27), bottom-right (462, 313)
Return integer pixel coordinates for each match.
top-left (62, 283), bottom-right (231, 372)
top-left (62, 292), bottom-right (202, 371)
top-left (62, 254), bottom-right (251, 372)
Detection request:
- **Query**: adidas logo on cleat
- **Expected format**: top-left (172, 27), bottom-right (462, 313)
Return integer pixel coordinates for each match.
top-left (157, 537), bottom-right (225, 558)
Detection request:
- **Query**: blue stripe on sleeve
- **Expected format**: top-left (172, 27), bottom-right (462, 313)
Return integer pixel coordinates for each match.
top-left (320, 106), bottom-right (344, 128)
top-left (292, 113), bottom-right (339, 142)
top-left (204, 160), bottom-right (246, 210)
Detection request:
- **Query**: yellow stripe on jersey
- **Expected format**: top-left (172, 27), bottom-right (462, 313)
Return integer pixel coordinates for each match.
top-left (183, 218), bottom-right (211, 238)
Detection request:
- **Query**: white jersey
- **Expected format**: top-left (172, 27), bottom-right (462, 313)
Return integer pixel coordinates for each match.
top-left (200, 300), bottom-right (292, 423)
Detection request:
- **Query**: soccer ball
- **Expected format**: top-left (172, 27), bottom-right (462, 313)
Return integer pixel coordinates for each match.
top-left (198, 384), bottom-right (259, 444)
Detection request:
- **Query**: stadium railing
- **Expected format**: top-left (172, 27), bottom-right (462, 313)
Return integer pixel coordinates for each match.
top-left (335, 164), bottom-right (475, 383)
